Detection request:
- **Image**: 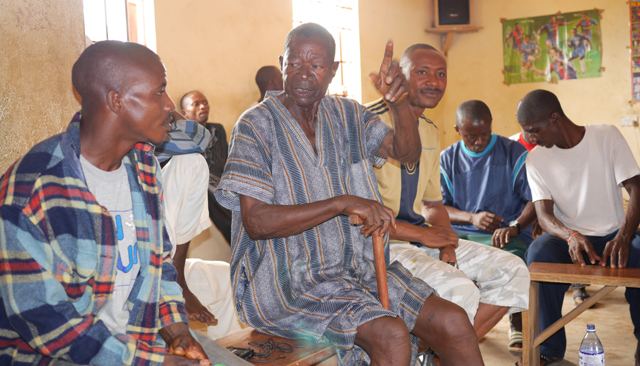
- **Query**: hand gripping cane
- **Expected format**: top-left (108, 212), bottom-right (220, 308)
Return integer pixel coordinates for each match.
top-left (349, 215), bottom-right (389, 310)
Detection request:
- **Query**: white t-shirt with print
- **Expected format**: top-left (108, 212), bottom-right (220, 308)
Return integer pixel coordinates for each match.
top-left (80, 155), bottom-right (140, 334)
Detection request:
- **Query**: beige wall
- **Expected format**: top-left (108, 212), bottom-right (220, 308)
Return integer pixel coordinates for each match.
top-left (155, 0), bottom-right (640, 166)
top-left (0, 0), bottom-right (85, 173)
top-left (154, 0), bottom-right (293, 134)
top-left (3, 1), bottom-right (637, 169)
top-left (1, 0), bottom-right (635, 257)
top-left (441, 0), bottom-right (639, 156)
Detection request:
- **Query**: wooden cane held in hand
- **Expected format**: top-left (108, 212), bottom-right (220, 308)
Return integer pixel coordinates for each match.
top-left (349, 215), bottom-right (390, 310)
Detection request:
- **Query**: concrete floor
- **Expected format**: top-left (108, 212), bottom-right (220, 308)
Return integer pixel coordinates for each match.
top-left (479, 286), bottom-right (636, 365)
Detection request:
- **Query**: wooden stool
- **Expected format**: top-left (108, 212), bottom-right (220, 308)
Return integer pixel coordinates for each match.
top-left (522, 262), bottom-right (640, 366)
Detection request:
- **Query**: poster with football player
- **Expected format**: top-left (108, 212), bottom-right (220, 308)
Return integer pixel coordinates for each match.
top-left (502, 9), bottom-right (603, 84)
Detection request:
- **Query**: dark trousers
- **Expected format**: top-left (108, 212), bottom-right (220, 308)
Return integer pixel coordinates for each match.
top-left (525, 231), bottom-right (640, 358)
top-left (208, 189), bottom-right (232, 245)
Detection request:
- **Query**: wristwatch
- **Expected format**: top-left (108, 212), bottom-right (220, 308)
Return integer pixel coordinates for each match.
top-left (508, 220), bottom-right (521, 235)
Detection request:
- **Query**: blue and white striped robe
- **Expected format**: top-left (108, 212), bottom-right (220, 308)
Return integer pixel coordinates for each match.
top-left (215, 92), bottom-right (435, 366)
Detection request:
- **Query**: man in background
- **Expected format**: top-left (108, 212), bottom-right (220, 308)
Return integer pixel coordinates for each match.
top-left (181, 91), bottom-right (232, 244)
top-left (440, 100), bottom-right (536, 351)
top-left (441, 100), bottom-right (536, 261)
top-left (255, 65), bottom-right (283, 103)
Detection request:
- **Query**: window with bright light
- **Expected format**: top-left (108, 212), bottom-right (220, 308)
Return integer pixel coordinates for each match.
top-left (82, 0), bottom-right (157, 52)
top-left (292, 0), bottom-right (362, 102)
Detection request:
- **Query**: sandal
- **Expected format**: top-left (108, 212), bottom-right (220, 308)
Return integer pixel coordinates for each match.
top-left (417, 349), bottom-right (437, 366)
top-left (508, 329), bottom-right (522, 352)
top-left (515, 354), bottom-right (561, 366)
top-left (573, 288), bottom-right (591, 306)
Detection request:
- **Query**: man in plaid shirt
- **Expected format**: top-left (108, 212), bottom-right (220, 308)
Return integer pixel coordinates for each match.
top-left (0, 41), bottom-right (210, 366)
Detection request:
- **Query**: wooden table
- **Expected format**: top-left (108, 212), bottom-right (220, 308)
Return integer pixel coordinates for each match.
top-left (215, 328), bottom-right (336, 366)
top-left (522, 262), bottom-right (640, 366)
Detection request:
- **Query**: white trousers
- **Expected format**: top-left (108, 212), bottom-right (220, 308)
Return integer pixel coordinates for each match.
top-left (389, 240), bottom-right (530, 324)
top-left (184, 259), bottom-right (245, 339)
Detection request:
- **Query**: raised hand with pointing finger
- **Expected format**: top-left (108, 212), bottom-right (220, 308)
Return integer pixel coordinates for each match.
top-left (369, 41), bottom-right (408, 104)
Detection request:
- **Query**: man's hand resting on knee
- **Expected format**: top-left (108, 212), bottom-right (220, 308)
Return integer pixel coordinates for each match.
top-left (601, 233), bottom-right (630, 268)
top-left (439, 244), bottom-right (457, 265)
top-left (568, 232), bottom-right (601, 266)
top-left (492, 226), bottom-right (518, 249)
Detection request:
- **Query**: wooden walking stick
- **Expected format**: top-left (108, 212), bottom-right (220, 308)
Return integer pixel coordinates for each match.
top-left (350, 215), bottom-right (390, 310)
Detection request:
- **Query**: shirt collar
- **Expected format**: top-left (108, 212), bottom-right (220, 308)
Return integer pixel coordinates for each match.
top-left (461, 134), bottom-right (498, 158)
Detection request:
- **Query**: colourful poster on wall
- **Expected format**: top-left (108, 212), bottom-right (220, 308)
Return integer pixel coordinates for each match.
top-left (502, 9), bottom-right (603, 85)
top-left (630, 2), bottom-right (640, 102)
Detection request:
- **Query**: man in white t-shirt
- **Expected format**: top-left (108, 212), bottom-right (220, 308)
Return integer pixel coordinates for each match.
top-left (516, 89), bottom-right (640, 366)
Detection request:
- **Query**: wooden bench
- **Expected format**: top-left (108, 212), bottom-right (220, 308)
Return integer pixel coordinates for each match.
top-left (522, 262), bottom-right (640, 366)
top-left (215, 328), bottom-right (336, 366)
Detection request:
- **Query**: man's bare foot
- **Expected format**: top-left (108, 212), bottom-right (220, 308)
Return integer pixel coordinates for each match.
top-left (184, 289), bottom-right (217, 325)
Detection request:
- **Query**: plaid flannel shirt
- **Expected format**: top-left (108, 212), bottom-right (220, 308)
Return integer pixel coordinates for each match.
top-left (0, 112), bottom-right (189, 366)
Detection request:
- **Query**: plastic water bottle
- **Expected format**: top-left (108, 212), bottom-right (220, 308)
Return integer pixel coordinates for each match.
top-left (579, 324), bottom-right (605, 365)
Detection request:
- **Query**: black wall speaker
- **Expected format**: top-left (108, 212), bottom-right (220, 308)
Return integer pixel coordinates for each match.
top-left (435, 0), bottom-right (471, 27)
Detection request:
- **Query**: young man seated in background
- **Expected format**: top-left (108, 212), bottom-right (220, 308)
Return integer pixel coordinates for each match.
top-left (439, 100), bottom-right (537, 350)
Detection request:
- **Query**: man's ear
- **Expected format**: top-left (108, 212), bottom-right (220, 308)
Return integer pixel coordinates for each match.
top-left (106, 90), bottom-right (122, 114)
top-left (454, 125), bottom-right (460, 135)
top-left (549, 112), bottom-right (559, 124)
top-left (331, 61), bottom-right (340, 77)
top-left (279, 56), bottom-right (284, 70)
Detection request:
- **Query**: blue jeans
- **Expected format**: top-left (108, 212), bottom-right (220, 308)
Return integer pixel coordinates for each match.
top-left (525, 230), bottom-right (640, 359)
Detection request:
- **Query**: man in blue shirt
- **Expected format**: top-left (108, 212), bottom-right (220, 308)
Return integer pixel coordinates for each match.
top-left (441, 100), bottom-right (536, 260)
top-left (440, 100), bottom-right (537, 352)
